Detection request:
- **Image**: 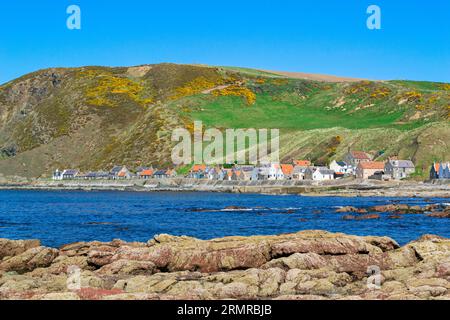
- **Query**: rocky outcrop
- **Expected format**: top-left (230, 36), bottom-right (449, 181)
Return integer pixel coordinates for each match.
top-left (336, 206), bottom-right (368, 214)
top-left (369, 203), bottom-right (449, 215)
top-left (0, 231), bottom-right (449, 300)
top-left (0, 239), bottom-right (41, 260)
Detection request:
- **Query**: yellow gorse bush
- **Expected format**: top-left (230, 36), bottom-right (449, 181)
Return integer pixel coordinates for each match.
top-left (79, 70), bottom-right (153, 107)
top-left (212, 85), bottom-right (256, 105)
top-left (173, 77), bottom-right (223, 99)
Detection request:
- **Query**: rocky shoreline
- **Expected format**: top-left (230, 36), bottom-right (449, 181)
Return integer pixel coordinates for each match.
top-left (1, 231), bottom-right (449, 300)
top-left (0, 178), bottom-right (449, 197)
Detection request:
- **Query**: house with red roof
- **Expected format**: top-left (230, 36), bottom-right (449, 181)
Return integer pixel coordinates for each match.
top-left (139, 169), bottom-right (154, 179)
top-left (293, 160), bottom-right (312, 167)
top-left (280, 164), bottom-right (294, 180)
top-left (344, 151), bottom-right (372, 167)
top-left (356, 161), bottom-right (385, 179)
top-left (430, 162), bottom-right (450, 180)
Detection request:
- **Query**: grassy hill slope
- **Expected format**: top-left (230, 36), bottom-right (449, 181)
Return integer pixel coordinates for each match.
top-left (0, 63), bottom-right (448, 179)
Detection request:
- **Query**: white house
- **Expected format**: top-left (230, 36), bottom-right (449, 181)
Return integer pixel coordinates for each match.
top-left (305, 167), bottom-right (335, 181)
top-left (329, 160), bottom-right (354, 175)
top-left (268, 164), bottom-right (284, 180)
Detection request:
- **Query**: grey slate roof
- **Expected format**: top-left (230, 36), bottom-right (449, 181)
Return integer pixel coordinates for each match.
top-left (63, 169), bottom-right (78, 175)
top-left (388, 160), bottom-right (415, 168)
top-left (318, 169), bottom-right (335, 175)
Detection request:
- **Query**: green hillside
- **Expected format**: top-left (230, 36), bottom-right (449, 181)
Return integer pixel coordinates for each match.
top-left (0, 63), bottom-right (448, 179)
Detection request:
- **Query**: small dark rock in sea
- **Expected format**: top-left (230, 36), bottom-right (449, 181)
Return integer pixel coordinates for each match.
top-left (389, 215), bottom-right (403, 219)
top-left (298, 218), bottom-right (308, 222)
top-left (224, 206), bottom-right (248, 210)
top-left (427, 212), bottom-right (450, 218)
top-left (187, 208), bottom-right (210, 212)
top-left (355, 214), bottom-right (380, 220)
top-left (285, 209), bottom-right (296, 214)
top-left (336, 206), bottom-right (368, 214)
top-left (343, 214), bottom-right (380, 220)
top-left (85, 222), bottom-right (117, 226)
top-left (312, 210), bottom-right (322, 214)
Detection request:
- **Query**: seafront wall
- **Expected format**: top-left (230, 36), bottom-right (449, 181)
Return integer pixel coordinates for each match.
top-left (0, 178), bottom-right (449, 197)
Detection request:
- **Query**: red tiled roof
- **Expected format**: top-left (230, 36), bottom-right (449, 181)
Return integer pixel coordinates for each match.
top-left (192, 164), bottom-right (206, 172)
top-left (294, 160), bottom-right (311, 166)
top-left (351, 151), bottom-right (371, 160)
top-left (281, 164), bottom-right (294, 175)
top-left (139, 169), bottom-right (153, 176)
top-left (434, 163), bottom-right (440, 172)
top-left (359, 161), bottom-right (385, 170)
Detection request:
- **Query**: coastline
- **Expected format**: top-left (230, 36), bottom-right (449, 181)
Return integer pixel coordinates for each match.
top-left (0, 178), bottom-right (449, 198)
top-left (1, 230), bottom-right (449, 300)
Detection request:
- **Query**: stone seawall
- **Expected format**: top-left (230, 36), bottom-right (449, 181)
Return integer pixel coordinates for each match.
top-left (1, 178), bottom-right (448, 197)
top-left (1, 231), bottom-right (449, 300)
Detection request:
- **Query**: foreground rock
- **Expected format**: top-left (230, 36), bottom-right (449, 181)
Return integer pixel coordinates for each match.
top-left (1, 231), bottom-right (449, 300)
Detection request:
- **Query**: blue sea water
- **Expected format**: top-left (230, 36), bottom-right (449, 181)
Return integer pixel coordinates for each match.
top-left (0, 190), bottom-right (448, 247)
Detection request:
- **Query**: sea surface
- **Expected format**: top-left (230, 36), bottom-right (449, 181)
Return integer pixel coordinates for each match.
top-left (0, 190), bottom-right (449, 247)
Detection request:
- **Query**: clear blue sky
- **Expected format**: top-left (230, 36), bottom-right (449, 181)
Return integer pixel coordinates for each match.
top-left (0, 0), bottom-right (449, 84)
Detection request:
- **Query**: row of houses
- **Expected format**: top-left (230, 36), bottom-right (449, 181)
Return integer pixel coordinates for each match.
top-left (52, 151), bottom-right (447, 182)
top-left (187, 156), bottom-right (416, 182)
top-left (52, 166), bottom-right (177, 181)
top-left (430, 162), bottom-right (450, 180)
top-left (186, 162), bottom-right (336, 181)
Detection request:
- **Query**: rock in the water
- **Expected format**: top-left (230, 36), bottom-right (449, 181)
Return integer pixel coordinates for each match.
top-left (336, 206), bottom-right (368, 214)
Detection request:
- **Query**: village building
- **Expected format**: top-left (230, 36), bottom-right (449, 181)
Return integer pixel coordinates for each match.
top-left (84, 172), bottom-right (97, 180)
top-left (280, 164), bottom-right (294, 180)
top-left (293, 160), bottom-right (312, 167)
top-left (52, 169), bottom-right (63, 181)
top-left (384, 160), bottom-right (415, 180)
top-left (369, 171), bottom-right (392, 181)
top-left (216, 169), bottom-right (226, 181)
top-left (139, 169), bottom-right (154, 179)
top-left (61, 169), bottom-right (79, 180)
top-left (221, 168), bottom-right (242, 181)
top-left (110, 166), bottom-right (131, 180)
top-left (292, 165), bottom-right (308, 180)
top-left (189, 164), bottom-right (207, 179)
top-left (234, 169), bottom-right (245, 181)
top-left (97, 172), bottom-right (110, 179)
top-left (256, 166), bottom-right (271, 181)
top-left (206, 167), bottom-right (220, 180)
top-left (153, 169), bottom-right (169, 179)
top-left (75, 172), bottom-right (88, 180)
top-left (268, 164), bottom-right (284, 180)
top-left (430, 162), bottom-right (450, 180)
top-left (329, 160), bottom-right (354, 175)
top-left (356, 161), bottom-right (385, 179)
top-left (304, 167), bottom-right (334, 181)
top-left (344, 151), bottom-right (372, 167)
top-left (235, 166), bottom-right (256, 181)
